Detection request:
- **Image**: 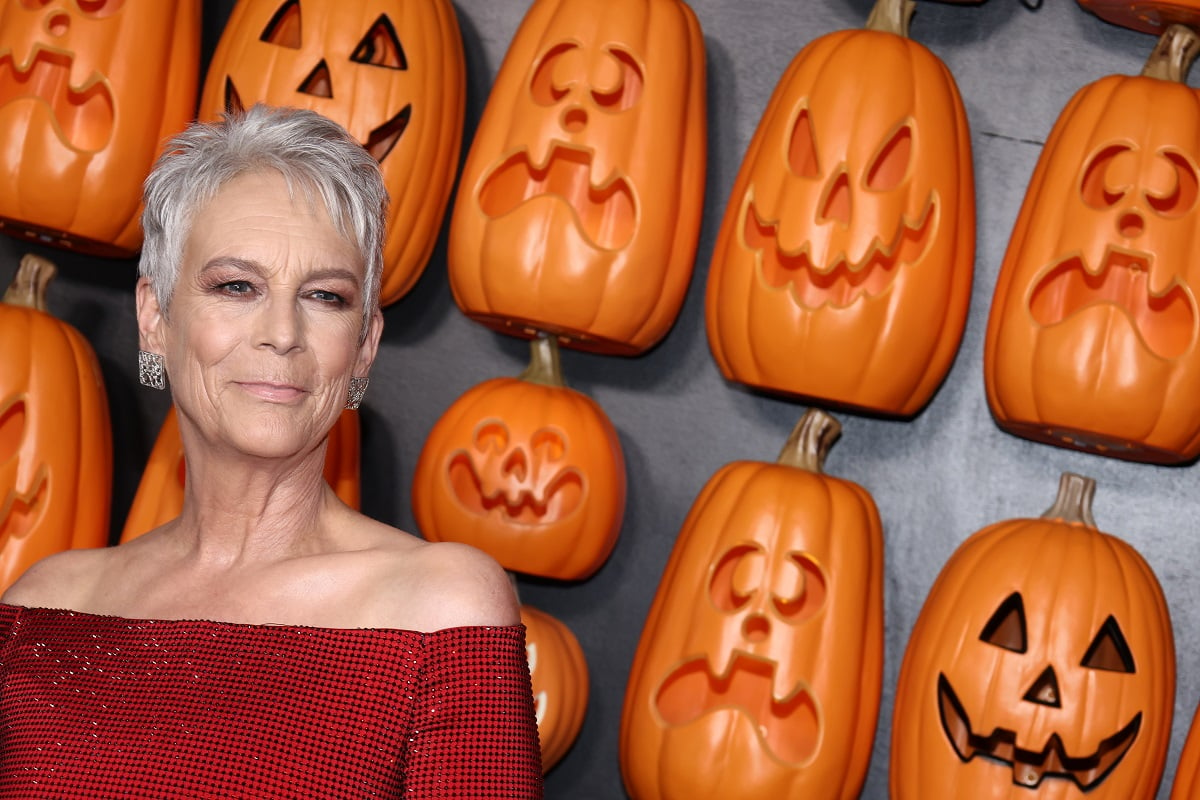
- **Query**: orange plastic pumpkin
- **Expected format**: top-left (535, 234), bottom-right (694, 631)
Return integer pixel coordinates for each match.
top-left (0, 0), bottom-right (200, 258)
top-left (119, 406), bottom-right (363, 543)
top-left (198, 0), bottom-right (465, 305)
top-left (0, 254), bottom-right (111, 591)
top-left (891, 473), bottom-right (1174, 799)
top-left (705, 0), bottom-right (974, 417)
top-left (1171, 704), bottom-right (1200, 798)
top-left (521, 603), bottom-right (589, 772)
top-left (1079, 0), bottom-right (1200, 34)
top-left (448, 0), bottom-right (706, 356)
top-left (620, 408), bottom-right (883, 799)
top-left (411, 336), bottom-right (626, 580)
top-left (984, 25), bottom-right (1200, 463)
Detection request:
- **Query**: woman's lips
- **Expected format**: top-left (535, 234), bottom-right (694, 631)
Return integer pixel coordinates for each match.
top-left (236, 382), bottom-right (307, 402)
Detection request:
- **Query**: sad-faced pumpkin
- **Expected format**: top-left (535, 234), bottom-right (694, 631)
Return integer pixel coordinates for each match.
top-left (199, 0), bottom-right (465, 305)
top-left (705, 0), bottom-right (974, 417)
top-left (448, 0), bottom-right (706, 356)
top-left (0, 0), bottom-right (200, 257)
top-left (890, 473), bottom-right (1174, 799)
top-left (620, 409), bottom-right (883, 799)
top-left (984, 25), bottom-right (1200, 463)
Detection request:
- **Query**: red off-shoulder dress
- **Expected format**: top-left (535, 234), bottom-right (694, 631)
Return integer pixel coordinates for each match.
top-left (0, 604), bottom-right (543, 798)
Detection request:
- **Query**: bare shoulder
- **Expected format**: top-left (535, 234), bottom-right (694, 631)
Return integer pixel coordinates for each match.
top-left (1, 546), bottom-right (111, 609)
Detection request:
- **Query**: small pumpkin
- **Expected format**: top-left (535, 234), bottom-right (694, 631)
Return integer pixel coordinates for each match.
top-left (0, 0), bottom-right (200, 257)
top-left (0, 254), bottom-right (111, 591)
top-left (1171, 703), bottom-right (1200, 798)
top-left (411, 336), bottom-right (626, 580)
top-left (704, 0), bottom-right (974, 417)
top-left (521, 603), bottom-right (589, 772)
top-left (620, 408), bottom-right (883, 799)
top-left (198, 0), bottom-right (466, 305)
top-left (448, 0), bottom-right (707, 355)
top-left (890, 473), bottom-right (1174, 799)
top-left (984, 24), bottom-right (1200, 463)
top-left (1078, 0), bottom-right (1200, 34)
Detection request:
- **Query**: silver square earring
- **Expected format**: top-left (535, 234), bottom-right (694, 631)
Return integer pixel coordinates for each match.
top-left (138, 350), bottom-right (166, 390)
top-left (346, 376), bottom-right (369, 410)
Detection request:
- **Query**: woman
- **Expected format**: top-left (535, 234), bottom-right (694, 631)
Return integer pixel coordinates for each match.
top-left (0, 105), bottom-right (543, 798)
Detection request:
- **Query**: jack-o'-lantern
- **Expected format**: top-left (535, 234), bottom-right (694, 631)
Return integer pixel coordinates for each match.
top-left (0, 254), bottom-right (110, 591)
top-left (199, 0), bottom-right (465, 305)
top-left (521, 604), bottom-right (589, 772)
top-left (1079, 0), bottom-right (1200, 34)
top-left (0, 0), bottom-right (200, 257)
top-left (890, 473), bottom-right (1174, 799)
top-left (448, 0), bottom-right (706, 356)
top-left (705, 0), bottom-right (974, 417)
top-left (984, 25), bottom-right (1200, 463)
top-left (1173, 704), bottom-right (1200, 798)
top-left (620, 408), bottom-right (883, 799)
top-left (412, 336), bottom-right (625, 580)
top-left (120, 405), bottom-right (362, 543)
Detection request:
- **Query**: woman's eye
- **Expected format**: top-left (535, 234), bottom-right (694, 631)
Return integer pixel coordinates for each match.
top-left (310, 289), bottom-right (348, 305)
top-left (218, 280), bottom-right (254, 296)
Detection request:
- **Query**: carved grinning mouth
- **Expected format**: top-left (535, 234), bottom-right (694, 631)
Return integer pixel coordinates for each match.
top-left (477, 141), bottom-right (636, 250)
top-left (654, 651), bottom-right (820, 765)
top-left (937, 674), bottom-right (1141, 790)
top-left (0, 47), bottom-right (114, 152)
top-left (446, 450), bottom-right (583, 524)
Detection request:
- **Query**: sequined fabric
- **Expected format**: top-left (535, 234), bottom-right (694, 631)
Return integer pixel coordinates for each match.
top-left (0, 604), bottom-right (543, 798)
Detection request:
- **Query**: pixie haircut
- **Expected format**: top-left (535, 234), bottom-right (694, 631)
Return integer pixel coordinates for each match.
top-left (139, 104), bottom-right (389, 337)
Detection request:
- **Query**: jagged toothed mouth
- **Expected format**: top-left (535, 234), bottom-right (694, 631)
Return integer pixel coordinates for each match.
top-left (0, 48), bottom-right (113, 152)
top-left (937, 674), bottom-right (1141, 790)
top-left (446, 451), bottom-right (583, 524)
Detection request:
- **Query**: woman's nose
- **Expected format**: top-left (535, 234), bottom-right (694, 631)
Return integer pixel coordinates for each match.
top-left (256, 297), bottom-right (304, 353)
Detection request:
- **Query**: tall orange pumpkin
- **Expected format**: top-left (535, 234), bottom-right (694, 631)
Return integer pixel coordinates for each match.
top-left (0, 254), bottom-right (111, 591)
top-left (620, 408), bottom-right (883, 799)
top-left (0, 0), bottom-right (200, 257)
top-left (412, 336), bottom-right (626, 580)
top-left (521, 603), bottom-right (589, 773)
top-left (1079, 0), bottom-right (1200, 33)
top-left (984, 24), bottom-right (1200, 463)
top-left (448, 0), bottom-right (706, 356)
top-left (890, 473), bottom-right (1174, 799)
top-left (198, 0), bottom-right (465, 305)
top-left (705, 0), bottom-right (974, 417)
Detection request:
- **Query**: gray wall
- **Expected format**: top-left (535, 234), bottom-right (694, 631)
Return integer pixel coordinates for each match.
top-left (1, 1), bottom-right (1198, 797)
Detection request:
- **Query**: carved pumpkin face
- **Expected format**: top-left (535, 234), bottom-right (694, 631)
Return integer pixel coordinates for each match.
top-left (0, 0), bottom-right (200, 256)
top-left (705, 24), bottom-right (974, 417)
top-left (521, 604), bottom-right (589, 773)
top-left (448, 0), bottom-right (706, 355)
top-left (0, 397), bottom-right (48, 547)
top-left (985, 26), bottom-right (1200, 463)
top-left (199, 0), bottom-right (465, 305)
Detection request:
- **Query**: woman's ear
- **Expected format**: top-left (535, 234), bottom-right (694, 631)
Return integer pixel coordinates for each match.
top-left (135, 277), bottom-right (166, 353)
top-left (354, 309), bottom-right (384, 376)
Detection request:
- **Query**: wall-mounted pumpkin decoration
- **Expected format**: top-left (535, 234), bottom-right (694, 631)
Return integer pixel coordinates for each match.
top-left (1078, 0), bottom-right (1200, 34)
top-left (0, 0), bottom-right (200, 257)
top-left (198, 0), bottom-right (465, 305)
top-left (984, 24), bottom-right (1200, 463)
top-left (0, 254), bottom-right (110, 591)
top-left (120, 405), bottom-right (362, 543)
top-left (704, 0), bottom-right (974, 417)
top-left (521, 603), bottom-right (589, 773)
top-left (620, 408), bottom-right (883, 799)
top-left (412, 336), bottom-right (625, 580)
top-left (447, 0), bottom-right (706, 356)
top-left (890, 472), bottom-right (1174, 799)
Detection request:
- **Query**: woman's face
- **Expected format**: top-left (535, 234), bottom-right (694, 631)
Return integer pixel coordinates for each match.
top-left (137, 170), bottom-right (382, 462)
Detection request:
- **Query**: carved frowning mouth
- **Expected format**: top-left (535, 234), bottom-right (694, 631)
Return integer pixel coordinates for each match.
top-left (1028, 246), bottom-right (1195, 360)
top-left (937, 674), bottom-right (1141, 790)
top-left (477, 141), bottom-right (636, 250)
top-left (741, 192), bottom-right (935, 309)
top-left (0, 47), bottom-right (114, 152)
top-left (654, 651), bottom-right (820, 765)
top-left (446, 451), bottom-right (583, 525)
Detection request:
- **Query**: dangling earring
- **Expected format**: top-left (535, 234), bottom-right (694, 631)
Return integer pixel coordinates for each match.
top-left (138, 350), bottom-right (166, 390)
top-left (346, 376), bottom-right (369, 410)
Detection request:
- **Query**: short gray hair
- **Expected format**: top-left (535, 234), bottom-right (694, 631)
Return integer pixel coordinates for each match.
top-left (139, 104), bottom-right (388, 337)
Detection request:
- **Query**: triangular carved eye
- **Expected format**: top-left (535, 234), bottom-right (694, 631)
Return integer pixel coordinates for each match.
top-left (261, 0), bottom-right (302, 49)
top-left (980, 592), bottom-right (1027, 653)
top-left (787, 108), bottom-right (819, 179)
top-left (866, 123), bottom-right (912, 192)
top-left (351, 14), bottom-right (406, 70)
top-left (1081, 616), bottom-right (1136, 673)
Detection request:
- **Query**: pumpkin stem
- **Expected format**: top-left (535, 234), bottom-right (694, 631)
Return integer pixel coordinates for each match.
top-left (2, 253), bottom-right (57, 312)
top-left (865, 0), bottom-right (915, 37)
top-left (519, 334), bottom-right (567, 388)
top-left (1141, 24), bottom-right (1199, 82)
top-left (1040, 472), bottom-right (1098, 528)
top-left (776, 408), bottom-right (841, 472)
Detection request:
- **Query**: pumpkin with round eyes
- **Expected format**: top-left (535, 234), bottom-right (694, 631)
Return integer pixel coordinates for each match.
top-left (411, 336), bottom-right (626, 581)
top-left (704, 0), bottom-right (974, 417)
top-left (447, 0), bottom-right (706, 356)
top-left (620, 408), bottom-right (883, 799)
top-left (0, 0), bottom-right (200, 257)
top-left (890, 472), bottom-right (1174, 799)
top-left (984, 24), bottom-right (1200, 463)
top-left (1078, 0), bottom-right (1200, 34)
top-left (521, 603), bottom-right (589, 773)
top-left (198, 0), bottom-right (465, 305)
